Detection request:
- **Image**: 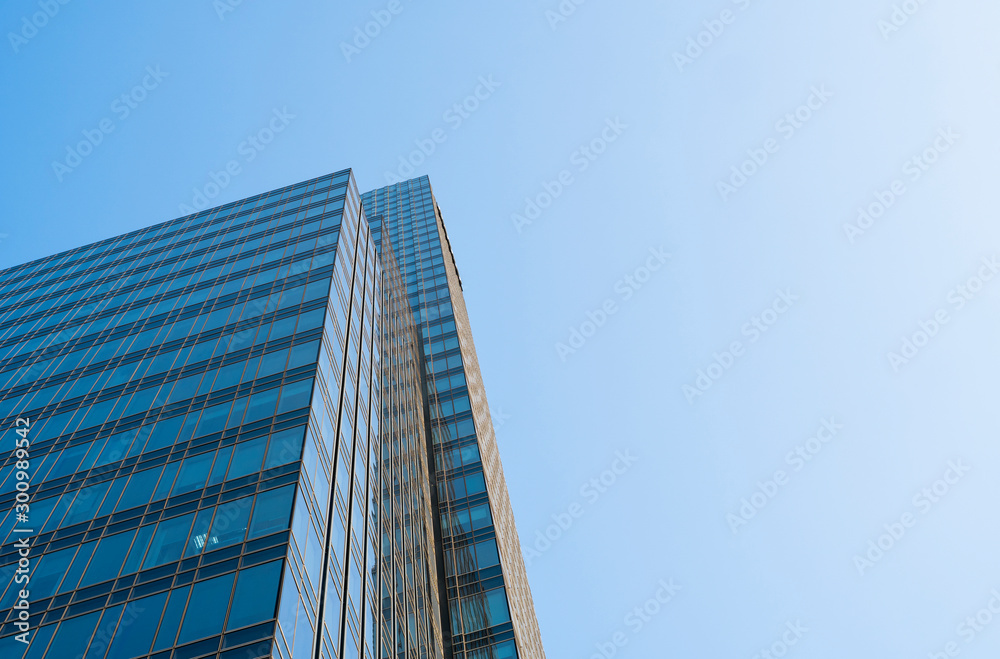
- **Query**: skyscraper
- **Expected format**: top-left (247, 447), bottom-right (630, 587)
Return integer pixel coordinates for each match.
top-left (362, 179), bottom-right (544, 659)
top-left (0, 169), bottom-right (544, 659)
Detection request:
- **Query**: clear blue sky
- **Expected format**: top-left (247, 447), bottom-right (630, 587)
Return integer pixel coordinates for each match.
top-left (3, 1), bottom-right (1000, 656)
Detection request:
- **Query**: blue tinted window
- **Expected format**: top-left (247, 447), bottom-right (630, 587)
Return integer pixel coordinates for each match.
top-left (115, 467), bottom-right (160, 512)
top-left (485, 588), bottom-right (511, 626)
top-left (60, 480), bottom-right (111, 528)
top-left (263, 427), bottom-right (304, 470)
top-left (97, 475), bottom-right (128, 516)
top-left (151, 460), bottom-right (180, 500)
top-left (226, 396), bottom-right (249, 429)
top-left (58, 540), bottom-right (97, 594)
top-left (469, 503), bottom-right (492, 530)
top-left (176, 572), bottom-right (235, 644)
top-left (258, 348), bottom-right (288, 377)
top-left (287, 342), bottom-right (319, 370)
top-left (22, 621), bottom-right (56, 659)
top-left (83, 603), bottom-right (124, 659)
top-left (121, 524), bottom-right (155, 575)
top-left (207, 445), bottom-right (233, 485)
top-left (474, 539), bottom-right (500, 569)
top-left (277, 378), bottom-right (313, 414)
top-left (45, 610), bottom-right (101, 657)
top-left (171, 451), bottom-right (214, 495)
top-left (20, 495), bottom-right (57, 535)
top-left (194, 403), bottom-right (230, 437)
top-left (243, 387), bottom-right (279, 423)
top-left (465, 472), bottom-right (486, 495)
top-left (41, 491), bottom-right (75, 532)
top-left (142, 512), bottom-right (195, 569)
top-left (206, 496), bottom-right (253, 549)
top-left (42, 443), bottom-right (88, 481)
top-left (152, 584), bottom-right (190, 651)
top-left (24, 546), bottom-right (75, 599)
top-left (248, 485), bottom-right (295, 539)
top-left (184, 507), bottom-right (215, 557)
top-left (95, 430), bottom-right (136, 467)
top-left (144, 415), bottom-right (185, 452)
top-left (103, 592), bottom-right (166, 659)
top-left (227, 560), bottom-right (282, 630)
top-left (79, 530), bottom-right (136, 587)
top-left (227, 437), bottom-right (266, 479)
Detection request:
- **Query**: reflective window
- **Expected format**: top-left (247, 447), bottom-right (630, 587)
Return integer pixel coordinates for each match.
top-left (176, 572), bottom-right (236, 644)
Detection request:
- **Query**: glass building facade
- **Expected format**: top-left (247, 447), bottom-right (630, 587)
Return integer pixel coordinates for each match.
top-left (363, 178), bottom-right (544, 659)
top-left (0, 170), bottom-right (543, 659)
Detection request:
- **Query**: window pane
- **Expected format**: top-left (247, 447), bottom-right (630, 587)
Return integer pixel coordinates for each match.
top-left (485, 588), bottom-right (511, 626)
top-left (227, 437), bottom-right (267, 479)
top-left (176, 572), bottom-right (235, 644)
top-left (22, 621), bottom-right (56, 659)
top-left (121, 524), bottom-right (155, 575)
top-left (243, 387), bottom-right (279, 423)
top-left (25, 546), bottom-right (75, 599)
top-left (206, 496), bottom-right (253, 549)
top-left (227, 560), bottom-right (283, 630)
top-left (116, 467), bottom-right (161, 512)
top-left (152, 584), bottom-right (190, 651)
top-left (59, 540), bottom-right (97, 594)
top-left (45, 611), bottom-right (101, 657)
top-left (194, 403), bottom-right (231, 437)
top-left (263, 427), bottom-right (305, 470)
top-left (474, 539), bottom-right (500, 569)
top-left (171, 451), bottom-right (214, 495)
top-left (142, 513), bottom-right (195, 569)
top-left (247, 485), bottom-right (295, 539)
top-left (276, 378), bottom-right (313, 415)
top-left (60, 480), bottom-right (111, 528)
top-left (83, 603), bottom-right (124, 659)
top-left (105, 591), bottom-right (169, 659)
top-left (184, 507), bottom-right (215, 557)
top-left (80, 530), bottom-right (136, 587)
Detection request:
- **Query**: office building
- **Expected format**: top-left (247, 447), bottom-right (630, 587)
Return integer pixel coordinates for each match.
top-left (0, 170), bottom-right (543, 659)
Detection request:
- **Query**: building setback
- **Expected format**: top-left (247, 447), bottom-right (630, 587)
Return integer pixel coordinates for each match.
top-left (0, 169), bottom-right (544, 659)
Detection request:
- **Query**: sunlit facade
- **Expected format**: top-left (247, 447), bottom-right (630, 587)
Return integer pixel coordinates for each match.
top-left (363, 178), bottom-right (545, 659)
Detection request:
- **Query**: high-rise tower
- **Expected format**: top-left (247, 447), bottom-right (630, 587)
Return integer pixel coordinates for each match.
top-left (363, 178), bottom-right (545, 659)
top-left (0, 170), bottom-right (543, 659)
